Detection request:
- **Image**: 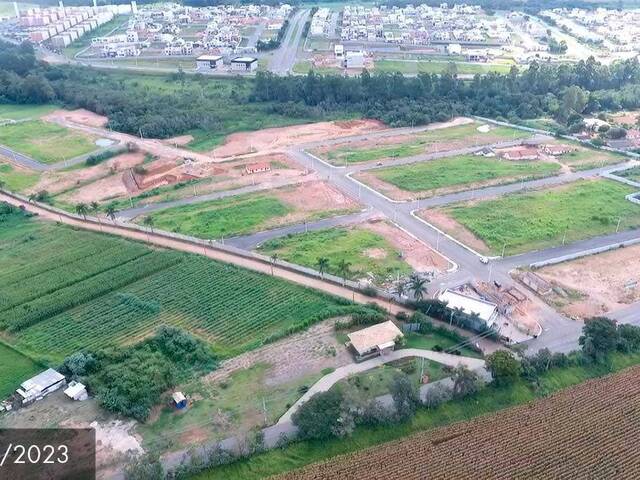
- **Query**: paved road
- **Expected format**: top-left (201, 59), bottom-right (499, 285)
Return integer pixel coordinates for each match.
top-left (0, 142), bottom-right (120, 172)
top-left (278, 348), bottom-right (485, 424)
top-left (269, 9), bottom-right (310, 74)
top-left (227, 208), bottom-right (376, 249)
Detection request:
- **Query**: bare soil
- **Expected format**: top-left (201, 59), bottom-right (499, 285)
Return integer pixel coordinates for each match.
top-left (536, 245), bottom-right (640, 319)
top-left (205, 318), bottom-right (353, 387)
top-left (418, 209), bottom-right (491, 255)
top-left (164, 134), bottom-right (194, 146)
top-left (360, 219), bottom-right (452, 273)
top-left (211, 120), bottom-right (385, 158)
top-left (43, 109), bottom-right (108, 127)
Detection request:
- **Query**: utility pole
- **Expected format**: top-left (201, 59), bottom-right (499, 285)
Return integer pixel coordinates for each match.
top-left (616, 217), bottom-right (622, 233)
top-left (262, 397), bottom-right (268, 424)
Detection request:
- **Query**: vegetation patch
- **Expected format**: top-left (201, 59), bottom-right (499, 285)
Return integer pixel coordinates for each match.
top-left (140, 193), bottom-right (293, 239)
top-left (0, 341), bottom-right (43, 398)
top-left (370, 154), bottom-right (561, 194)
top-left (442, 179), bottom-right (640, 255)
top-left (374, 59), bottom-right (512, 75)
top-left (0, 207), bottom-right (370, 361)
top-left (257, 227), bottom-right (411, 282)
top-left (0, 162), bottom-right (40, 192)
top-left (0, 103), bottom-right (58, 121)
top-left (0, 120), bottom-right (97, 164)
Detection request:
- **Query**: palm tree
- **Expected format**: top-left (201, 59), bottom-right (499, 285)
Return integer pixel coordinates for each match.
top-left (316, 257), bottom-right (329, 278)
top-left (75, 203), bottom-right (88, 219)
top-left (337, 259), bottom-right (351, 285)
top-left (409, 272), bottom-right (429, 301)
top-left (28, 192), bottom-right (37, 203)
top-left (90, 201), bottom-right (99, 212)
top-left (270, 253), bottom-right (278, 276)
top-left (393, 280), bottom-right (407, 301)
top-left (105, 205), bottom-right (117, 224)
top-left (142, 216), bottom-right (155, 233)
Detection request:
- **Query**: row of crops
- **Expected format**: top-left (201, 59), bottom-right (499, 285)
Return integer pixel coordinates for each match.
top-left (282, 366), bottom-right (640, 480)
top-left (1, 215), bottom-right (366, 362)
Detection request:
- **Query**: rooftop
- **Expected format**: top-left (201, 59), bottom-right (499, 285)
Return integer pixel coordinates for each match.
top-left (347, 320), bottom-right (403, 355)
top-left (438, 289), bottom-right (497, 326)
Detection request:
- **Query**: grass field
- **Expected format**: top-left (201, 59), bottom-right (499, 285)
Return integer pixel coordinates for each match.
top-left (0, 104), bottom-right (59, 121)
top-left (0, 120), bottom-right (98, 164)
top-left (0, 212), bottom-right (368, 361)
top-left (374, 59), bottom-right (513, 75)
top-left (369, 154), bottom-right (561, 195)
top-left (194, 351), bottom-right (640, 480)
top-left (257, 227), bottom-right (411, 282)
top-left (443, 179), bottom-right (640, 255)
top-left (0, 342), bottom-right (43, 398)
top-left (403, 332), bottom-right (481, 358)
top-left (140, 193), bottom-right (292, 239)
top-left (0, 163), bottom-right (40, 192)
top-left (65, 14), bottom-right (129, 58)
top-left (319, 123), bottom-right (530, 165)
top-left (618, 166), bottom-right (640, 183)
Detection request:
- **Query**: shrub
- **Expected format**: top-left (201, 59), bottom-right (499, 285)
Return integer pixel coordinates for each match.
top-left (486, 351), bottom-right (521, 386)
top-left (389, 373), bottom-right (419, 421)
top-left (292, 388), bottom-right (356, 439)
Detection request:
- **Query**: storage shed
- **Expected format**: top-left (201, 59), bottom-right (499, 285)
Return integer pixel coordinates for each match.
top-left (172, 391), bottom-right (188, 409)
top-left (17, 369), bottom-right (66, 405)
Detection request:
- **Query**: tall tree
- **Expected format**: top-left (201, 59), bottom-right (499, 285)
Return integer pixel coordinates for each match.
top-left (316, 257), bottom-right (329, 278)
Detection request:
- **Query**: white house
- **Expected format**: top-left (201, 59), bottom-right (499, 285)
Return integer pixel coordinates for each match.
top-left (438, 289), bottom-right (499, 329)
top-left (230, 56), bottom-right (258, 72)
top-left (196, 54), bottom-right (223, 70)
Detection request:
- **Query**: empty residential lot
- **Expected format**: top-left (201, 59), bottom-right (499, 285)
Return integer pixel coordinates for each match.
top-left (420, 179), bottom-right (640, 256)
top-left (136, 181), bottom-right (360, 240)
top-left (310, 121), bottom-right (530, 166)
top-left (534, 244), bottom-right (640, 319)
top-left (356, 154), bottom-right (561, 200)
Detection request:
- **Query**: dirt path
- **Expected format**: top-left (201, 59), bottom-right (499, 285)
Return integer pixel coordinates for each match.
top-left (0, 191), bottom-right (407, 315)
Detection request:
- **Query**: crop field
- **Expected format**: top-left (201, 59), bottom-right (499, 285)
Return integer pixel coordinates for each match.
top-left (0, 214), bottom-right (366, 361)
top-left (0, 120), bottom-right (98, 164)
top-left (365, 154), bottom-right (561, 196)
top-left (257, 227), bottom-right (411, 282)
top-left (0, 104), bottom-right (59, 121)
top-left (374, 59), bottom-right (512, 75)
top-left (278, 366), bottom-right (640, 480)
top-left (139, 194), bottom-right (292, 239)
top-left (0, 342), bottom-right (43, 398)
top-left (438, 179), bottom-right (640, 255)
top-left (316, 123), bottom-right (530, 165)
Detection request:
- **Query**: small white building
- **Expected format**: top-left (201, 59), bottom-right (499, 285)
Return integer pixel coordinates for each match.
top-left (196, 54), bottom-right (223, 70)
top-left (17, 369), bottom-right (66, 405)
top-left (447, 43), bottom-right (462, 55)
top-left (347, 320), bottom-right (404, 361)
top-left (230, 56), bottom-right (258, 72)
top-left (438, 289), bottom-right (498, 329)
top-left (334, 44), bottom-right (344, 58)
top-left (344, 50), bottom-right (364, 69)
top-left (64, 381), bottom-right (88, 401)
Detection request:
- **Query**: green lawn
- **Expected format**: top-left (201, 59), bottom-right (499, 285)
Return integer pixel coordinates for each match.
top-left (257, 226), bottom-right (411, 282)
top-left (140, 193), bottom-right (292, 240)
top-left (333, 357), bottom-right (445, 401)
top-left (374, 59), bottom-right (513, 75)
top-left (194, 351), bottom-right (640, 480)
top-left (0, 120), bottom-right (98, 164)
top-left (403, 332), bottom-right (482, 358)
top-left (444, 179), bottom-right (640, 255)
top-left (559, 147), bottom-right (626, 171)
top-left (370, 154), bottom-right (561, 195)
top-left (0, 104), bottom-right (59, 121)
top-left (0, 210), bottom-right (370, 362)
top-left (0, 163), bottom-right (40, 192)
top-left (0, 342), bottom-right (43, 398)
top-left (319, 123), bottom-right (530, 165)
top-left (618, 166), bottom-right (640, 183)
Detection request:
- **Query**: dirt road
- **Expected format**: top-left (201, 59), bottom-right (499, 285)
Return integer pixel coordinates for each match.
top-left (0, 191), bottom-right (405, 315)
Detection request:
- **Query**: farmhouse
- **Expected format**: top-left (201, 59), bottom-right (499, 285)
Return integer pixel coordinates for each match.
top-left (500, 146), bottom-right (538, 161)
top-left (541, 144), bottom-right (575, 156)
top-left (245, 162), bottom-right (271, 174)
top-left (347, 320), bottom-right (404, 361)
top-left (231, 56), bottom-right (258, 72)
top-left (17, 368), bottom-right (66, 405)
top-left (196, 54), bottom-right (223, 70)
top-left (438, 289), bottom-right (498, 329)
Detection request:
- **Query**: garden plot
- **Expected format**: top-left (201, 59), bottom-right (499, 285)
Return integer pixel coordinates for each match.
top-left (257, 219), bottom-right (450, 285)
top-left (310, 119), bottom-right (530, 166)
top-left (533, 244), bottom-right (640, 319)
top-left (420, 179), bottom-right (640, 256)
top-left (140, 181), bottom-right (360, 240)
top-left (355, 153), bottom-right (562, 201)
